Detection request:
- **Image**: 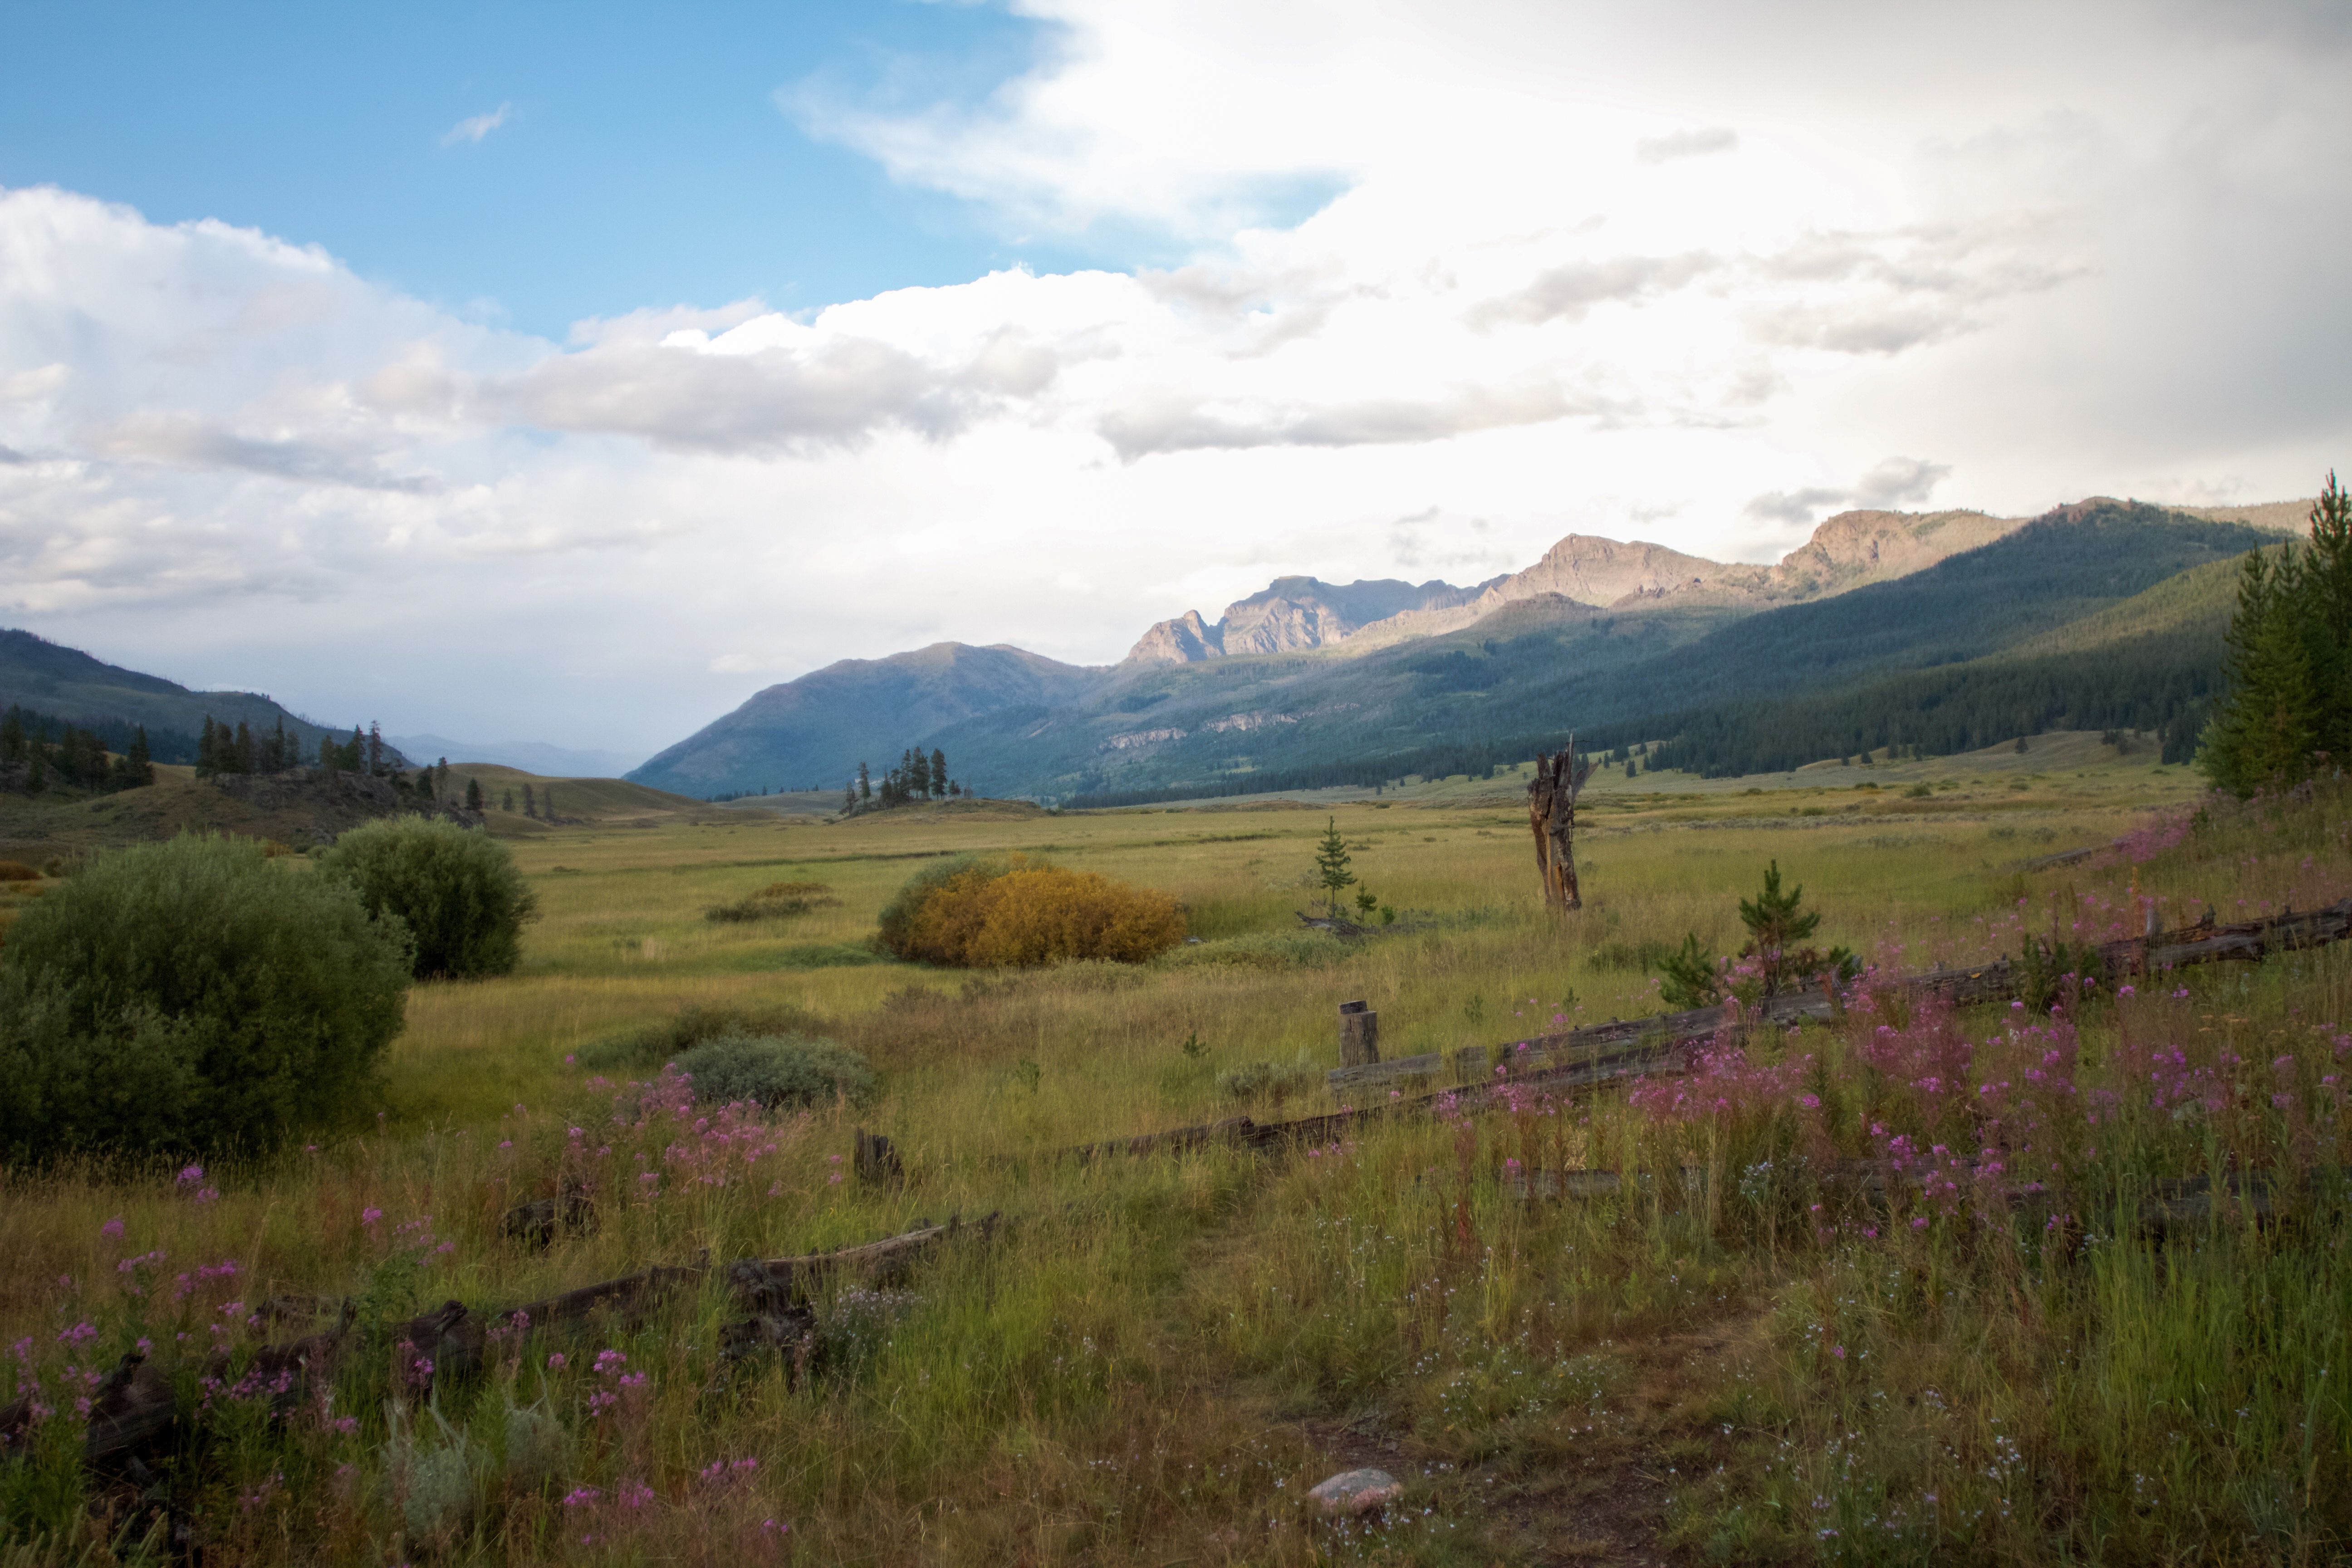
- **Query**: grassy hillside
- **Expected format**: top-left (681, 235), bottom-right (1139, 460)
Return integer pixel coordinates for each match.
top-left (446, 764), bottom-right (721, 833)
top-left (0, 628), bottom-right (361, 764)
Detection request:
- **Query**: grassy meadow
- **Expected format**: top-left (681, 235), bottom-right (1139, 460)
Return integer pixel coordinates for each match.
top-left (4, 735), bottom-right (2350, 1566)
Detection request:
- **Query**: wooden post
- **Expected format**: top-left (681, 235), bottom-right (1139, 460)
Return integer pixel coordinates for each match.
top-left (1338, 1001), bottom-right (1380, 1066)
top-left (853, 1128), bottom-right (903, 1187)
top-left (1528, 739), bottom-right (1592, 912)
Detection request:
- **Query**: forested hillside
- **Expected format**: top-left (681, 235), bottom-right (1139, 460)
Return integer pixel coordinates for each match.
top-left (1034, 503), bottom-right (2269, 803)
top-left (0, 629), bottom-right (352, 764)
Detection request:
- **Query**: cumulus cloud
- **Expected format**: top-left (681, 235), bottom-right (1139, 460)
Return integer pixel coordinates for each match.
top-left (1745, 456), bottom-right (1950, 524)
top-left (441, 104), bottom-right (512, 147)
top-left (1466, 252), bottom-right (1717, 328)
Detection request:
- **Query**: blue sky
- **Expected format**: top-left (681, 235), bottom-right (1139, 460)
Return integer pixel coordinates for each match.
top-left (0, 1), bottom-right (2344, 760)
top-left (0, 1), bottom-right (1103, 335)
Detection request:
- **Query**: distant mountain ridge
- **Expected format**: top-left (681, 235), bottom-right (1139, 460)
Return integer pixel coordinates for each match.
top-left (1123, 507), bottom-right (2033, 665)
top-left (629, 496), bottom-right (2310, 800)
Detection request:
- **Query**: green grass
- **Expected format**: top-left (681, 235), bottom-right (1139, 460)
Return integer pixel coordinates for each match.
top-left (3, 763), bottom-right (2349, 1563)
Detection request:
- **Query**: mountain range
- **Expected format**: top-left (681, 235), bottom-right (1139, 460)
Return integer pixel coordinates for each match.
top-left (627, 497), bottom-right (2307, 802)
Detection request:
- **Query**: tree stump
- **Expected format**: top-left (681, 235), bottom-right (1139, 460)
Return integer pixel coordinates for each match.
top-left (1338, 1001), bottom-right (1380, 1066)
top-left (1528, 741), bottom-right (1592, 912)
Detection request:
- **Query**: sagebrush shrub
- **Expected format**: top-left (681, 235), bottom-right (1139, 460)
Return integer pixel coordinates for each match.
top-left (0, 834), bottom-right (411, 1159)
top-left (0, 861), bottom-right (37, 882)
top-left (705, 880), bottom-right (835, 923)
top-left (577, 1002), bottom-right (828, 1071)
top-left (673, 1033), bottom-right (877, 1109)
top-left (319, 815), bottom-right (539, 978)
top-left (877, 853), bottom-right (1186, 967)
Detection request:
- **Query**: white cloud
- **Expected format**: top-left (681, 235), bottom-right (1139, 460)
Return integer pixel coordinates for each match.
top-left (441, 103), bottom-right (512, 147)
top-left (1, 0), bottom-right (2348, 751)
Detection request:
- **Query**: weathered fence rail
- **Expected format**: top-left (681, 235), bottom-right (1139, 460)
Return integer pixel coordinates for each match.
top-left (0, 1213), bottom-right (1000, 1476)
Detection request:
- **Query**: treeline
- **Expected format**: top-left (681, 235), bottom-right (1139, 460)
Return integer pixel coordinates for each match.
top-left (844, 747), bottom-right (970, 813)
top-left (1615, 634), bottom-right (2220, 778)
top-left (1062, 730), bottom-right (1572, 809)
top-left (2201, 474), bottom-right (2352, 794)
top-left (0, 706), bottom-right (155, 795)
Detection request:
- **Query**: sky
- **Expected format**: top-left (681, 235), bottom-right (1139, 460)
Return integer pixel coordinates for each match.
top-left (1, 0), bottom-right (2347, 762)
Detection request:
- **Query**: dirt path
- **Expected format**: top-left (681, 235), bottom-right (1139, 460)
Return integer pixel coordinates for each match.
top-left (1293, 1310), bottom-right (1771, 1567)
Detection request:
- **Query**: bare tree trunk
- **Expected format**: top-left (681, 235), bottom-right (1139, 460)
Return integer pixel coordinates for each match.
top-left (1528, 740), bottom-right (1590, 912)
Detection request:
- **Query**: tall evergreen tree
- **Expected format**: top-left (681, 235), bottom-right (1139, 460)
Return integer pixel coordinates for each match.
top-left (465, 776), bottom-right (484, 811)
top-left (2200, 477), bottom-right (2351, 794)
top-left (233, 720), bottom-right (255, 774)
top-left (196, 716), bottom-right (219, 778)
top-left (0, 707), bottom-right (21, 765)
top-left (857, 761), bottom-right (872, 801)
top-left (522, 783), bottom-right (538, 818)
top-left (366, 722), bottom-right (384, 777)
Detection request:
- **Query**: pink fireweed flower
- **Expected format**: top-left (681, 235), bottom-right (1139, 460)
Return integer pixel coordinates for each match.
top-left (547, 1352), bottom-right (567, 1371)
top-left (360, 1208), bottom-right (382, 1227)
top-left (176, 1164), bottom-right (204, 1186)
top-left (100, 1216), bottom-right (123, 1240)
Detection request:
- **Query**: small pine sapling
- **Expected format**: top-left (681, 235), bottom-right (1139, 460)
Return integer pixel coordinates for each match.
top-left (1313, 816), bottom-right (1357, 918)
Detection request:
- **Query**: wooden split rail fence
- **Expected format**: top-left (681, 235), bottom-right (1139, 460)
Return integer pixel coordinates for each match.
top-left (1048, 898), bottom-right (2352, 1164)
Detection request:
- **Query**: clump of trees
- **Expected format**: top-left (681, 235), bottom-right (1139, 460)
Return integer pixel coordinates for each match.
top-left (844, 747), bottom-right (970, 813)
top-left (1, 707), bottom-right (152, 795)
top-left (876, 852), bottom-right (1186, 967)
top-left (0, 835), bottom-right (412, 1160)
top-left (2200, 474), bottom-right (2352, 794)
top-left (1657, 860), bottom-right (1857, 1009)
top-left (318, 816), bottom-right (539, 979)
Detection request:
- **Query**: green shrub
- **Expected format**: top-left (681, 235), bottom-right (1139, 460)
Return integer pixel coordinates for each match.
top-left (1216, 1059), bottom-right (1321, 1104)
top-left (1155, 931), bottom-right (1351, 970)
top-left (0, 834), bottom-right (411, 1160)
top-left (673, 1033), bottom-right (877, 1109)
top-left (577, 1002), bottom-right (828, 1072)
top-left (705, 880), bottom-right (836, 923)
top-left (318, 815), bottom-right (539, 978)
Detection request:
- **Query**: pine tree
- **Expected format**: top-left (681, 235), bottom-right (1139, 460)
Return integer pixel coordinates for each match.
top-left (233, 720), bottom-right (255, 774)
top-left (0, 708), bottom-right (20, 766)
top-left (931, 748), bottom-right (947, 800)
top-left (1312, 816), bottom-right (1357, 918)
top-left (1737, 860), bottom-right (1822, 996)
top-left (843, 779), bottom-right (858, 815)
top-left (122, 725), bottom-right (152, 788)
top-left (502, 789), bottom-right (515, 813)
top-left (366, 722), bottom-right (383, 777)
top-left (523, 783), bottom-right (538, 818)
top-left (858, 762), bottom-right (872, 801)
top-left (465, 777), bottom-right (484, 811)
top-left (196, 716), bottom-right (219, 778)
top-left (2205, 537), bottom-right (2319, 793)
top-left (343, 726), bottom-right (365, 771)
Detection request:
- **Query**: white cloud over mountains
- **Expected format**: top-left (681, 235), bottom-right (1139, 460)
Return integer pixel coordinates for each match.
top-left (1, 0), bottom-right (2347, 753)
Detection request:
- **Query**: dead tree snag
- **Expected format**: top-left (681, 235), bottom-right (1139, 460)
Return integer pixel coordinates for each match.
top-left (1528, 740), bottom-right (1593, 912)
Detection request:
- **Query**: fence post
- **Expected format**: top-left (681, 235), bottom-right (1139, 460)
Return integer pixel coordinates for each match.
top-left (854, 1128), bottom-right (903, 1188)
top-left (1338, 1001), bottom-right (1380, 1066)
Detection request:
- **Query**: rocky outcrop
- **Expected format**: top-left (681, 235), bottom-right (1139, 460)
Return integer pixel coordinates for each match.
top-left (1127, 508), bottom-right (2035, 666)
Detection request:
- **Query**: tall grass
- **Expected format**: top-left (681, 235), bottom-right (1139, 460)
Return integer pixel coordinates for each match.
top-left (2, 769), bottom-right (2346, 1563)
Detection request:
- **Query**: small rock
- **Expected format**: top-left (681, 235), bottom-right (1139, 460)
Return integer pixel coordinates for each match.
top-left (1308, 1468), bottom-right (1402, 1516)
